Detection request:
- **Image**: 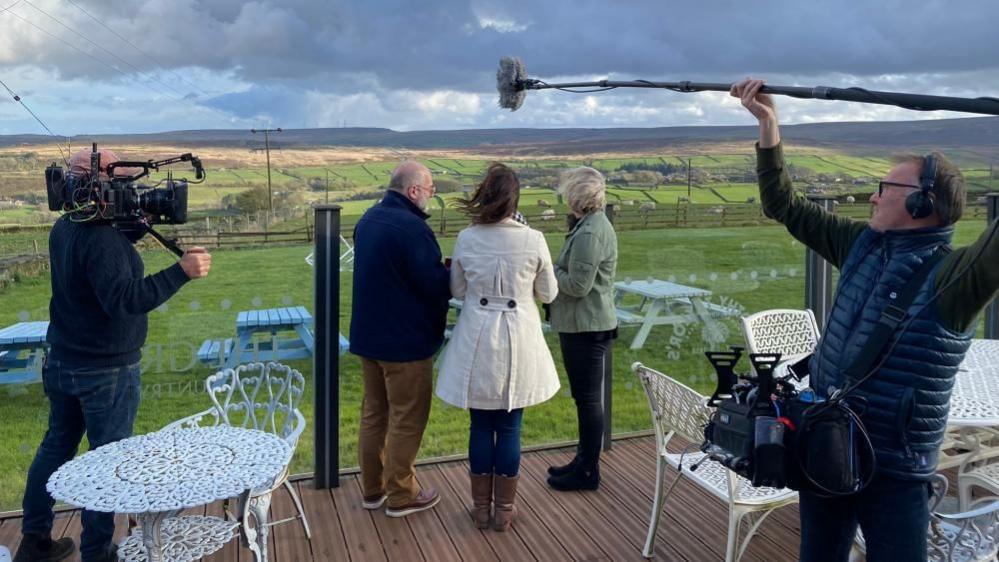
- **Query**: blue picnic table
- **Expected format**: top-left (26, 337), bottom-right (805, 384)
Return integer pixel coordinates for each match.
top-left (0, 321), bottom-right (49, 385)
top-left (197, 306), bottom-right (348, 368)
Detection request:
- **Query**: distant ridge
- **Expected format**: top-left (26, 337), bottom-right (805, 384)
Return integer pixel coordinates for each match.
top-left (2, 117), bottom-right (998, 153)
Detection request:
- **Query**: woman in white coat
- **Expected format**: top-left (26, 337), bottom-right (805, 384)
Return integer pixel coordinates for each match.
top-left (436, 163), bottom-right (559, 532)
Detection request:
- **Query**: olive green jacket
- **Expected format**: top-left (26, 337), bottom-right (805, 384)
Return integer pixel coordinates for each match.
top-left (550, 210), bottom-right (619, 333)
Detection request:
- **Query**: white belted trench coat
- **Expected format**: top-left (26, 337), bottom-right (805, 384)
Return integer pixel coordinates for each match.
top-left (435, 219), bottom-right (560, 411)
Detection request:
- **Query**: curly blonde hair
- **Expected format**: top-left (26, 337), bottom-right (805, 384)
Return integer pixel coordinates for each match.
top-left (559, 166), bottom-right (606, 215)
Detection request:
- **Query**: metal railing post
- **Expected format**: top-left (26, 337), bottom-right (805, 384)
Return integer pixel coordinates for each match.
top-left (313, 204), bottom-right (342, 488)
top-left (603, 203), bottom-right (615, 452)
top-left (986, 194), bottom-right (999, 339)
top-left (804, 196), bottom-right (836, 332)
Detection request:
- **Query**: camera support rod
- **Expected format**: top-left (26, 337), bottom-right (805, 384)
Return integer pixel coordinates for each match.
top-left (140, 222), bottom-right (184, 258)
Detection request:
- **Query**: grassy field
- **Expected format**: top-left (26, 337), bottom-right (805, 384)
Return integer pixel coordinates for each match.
top-left (3, 143), bottom-right (996, 229)
top-left (0, 218), bottom-right (990, 511)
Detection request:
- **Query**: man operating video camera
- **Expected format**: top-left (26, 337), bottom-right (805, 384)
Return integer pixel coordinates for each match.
top-left (14, 148), bottom-right (211, 562)
top-left (731, 78), bottom-right (999, 562)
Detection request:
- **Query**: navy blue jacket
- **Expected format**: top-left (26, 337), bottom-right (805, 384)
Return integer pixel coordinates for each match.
top-left (349, 191), bottom-right (451, 362)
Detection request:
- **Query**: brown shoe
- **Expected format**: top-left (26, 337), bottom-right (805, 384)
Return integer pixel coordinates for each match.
top-left (470, 472), bottom-right (493, 529)
top-left (493, 474), bottom-right (519, 532)
top-left (362, 493), bottom-right (387, 510)
top-left (385, 488), bottom-right (441, 518)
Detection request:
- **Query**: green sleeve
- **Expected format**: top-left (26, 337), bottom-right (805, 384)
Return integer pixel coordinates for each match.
top-left (935, 219), bottom-right (999, 333)
top-left (757, 143), bottom-right (867, 269)
top-left (555, 231), bottom-right (600, 298)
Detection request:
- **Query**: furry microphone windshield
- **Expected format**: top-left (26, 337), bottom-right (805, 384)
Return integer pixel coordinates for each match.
top-left (497, 57), bottom-right (527, 111)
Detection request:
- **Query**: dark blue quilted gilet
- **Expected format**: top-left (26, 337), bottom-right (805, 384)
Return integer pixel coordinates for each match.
top-left (807, 226), bottom-right (973, 479)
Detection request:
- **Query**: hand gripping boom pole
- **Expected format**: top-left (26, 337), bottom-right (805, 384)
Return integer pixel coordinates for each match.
top-left (497, 57), bottom-right (999, 116)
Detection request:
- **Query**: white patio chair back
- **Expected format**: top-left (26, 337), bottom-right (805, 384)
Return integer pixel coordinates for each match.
top-left (741, 308), bottom-right (819, 360)
top-left (634, 361), bottom-right (711, 449)
top-left (205, 362), bottom-right (307, 448)
top-left (632, 362), bottom-right (797, 561)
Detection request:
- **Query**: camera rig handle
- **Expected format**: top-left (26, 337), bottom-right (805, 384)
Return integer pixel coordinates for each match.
top-left (107, 153), bottom-right (205, 183)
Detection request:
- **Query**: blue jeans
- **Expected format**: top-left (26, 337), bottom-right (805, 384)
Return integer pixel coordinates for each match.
top-left (799, 473), bottom-right (932, 562)
top-left (22, 359), bottom-right (141, 561)
top-left (468, 409), bottom-right (524, 477)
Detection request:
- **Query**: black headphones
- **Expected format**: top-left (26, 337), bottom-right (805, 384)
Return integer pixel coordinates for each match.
top-left (905, 153), bottom-right (937, 219)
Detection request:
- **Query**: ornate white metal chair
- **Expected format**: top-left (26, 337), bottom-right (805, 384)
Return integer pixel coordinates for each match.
top-left (741, 308), bottom-right (819, 365)
top-left (849, 474), bottom-right (999, 562)
top-left (163, 362), bottom-right (310, 557)
top-left (632, 362), bottom-right (798, 561)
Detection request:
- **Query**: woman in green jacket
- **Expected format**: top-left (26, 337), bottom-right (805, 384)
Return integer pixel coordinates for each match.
top-left (546, 166), bottom-right (618, 491)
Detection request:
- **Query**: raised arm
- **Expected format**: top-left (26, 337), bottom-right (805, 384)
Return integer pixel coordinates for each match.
top-left (732, 78), bottom-right (866, 268)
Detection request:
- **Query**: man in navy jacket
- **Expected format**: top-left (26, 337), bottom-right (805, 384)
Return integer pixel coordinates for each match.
top-left (350, 161), bottom-right (451, 517)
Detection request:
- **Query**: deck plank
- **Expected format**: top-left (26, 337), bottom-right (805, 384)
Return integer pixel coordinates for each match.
top-left (335, 475), bottom-right (389, 562)
top-left (270, 482), bottom-right (313, 562)
top-left (0, 436), bottom-right (810, 562)
top-left (353, 477), bottom-right (423, 562)
top-left (417, 466), bottom-right (500, 562)
top-left (291, 481), bottom-right (350, 562)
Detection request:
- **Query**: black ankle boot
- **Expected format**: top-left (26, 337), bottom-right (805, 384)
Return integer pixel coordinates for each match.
top-left (13, 534), bottom-right (75, 562)
top-left (547, 464), bottom-right (600, 491)
top-left (547, 455), bottom-right (581, 477)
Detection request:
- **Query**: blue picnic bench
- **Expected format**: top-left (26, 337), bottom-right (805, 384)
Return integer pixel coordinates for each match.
top-left (197, 306), bottom-right (349, 368)
top-left (0, 321), bottom-right (49, 385)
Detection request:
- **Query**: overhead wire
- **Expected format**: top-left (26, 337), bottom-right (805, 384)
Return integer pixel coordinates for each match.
top-left (2, 2), bottom-right (238, 128)
top-left (61, 0), bottom-right (213, 100)
top-left (0, 76), bottom-right (70, 164)
top-left (20, 0), bottom-right (188, 98)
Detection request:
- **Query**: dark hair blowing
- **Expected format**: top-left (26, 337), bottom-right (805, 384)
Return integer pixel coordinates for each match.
top-left (458, 163), bottom-right (520, 224)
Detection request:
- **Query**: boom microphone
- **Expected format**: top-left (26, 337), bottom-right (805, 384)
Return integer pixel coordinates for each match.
top-left (496, 56), bottom-right (999, 116)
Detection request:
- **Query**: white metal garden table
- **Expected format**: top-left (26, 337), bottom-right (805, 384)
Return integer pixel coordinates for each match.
top-left (47, 426), bottom-right (290, 562)
top-left (948, 339), bottom-right (999, 428)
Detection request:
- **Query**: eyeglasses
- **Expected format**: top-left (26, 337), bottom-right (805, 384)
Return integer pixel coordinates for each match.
top-left (877, 181), bottom-right (920, 197)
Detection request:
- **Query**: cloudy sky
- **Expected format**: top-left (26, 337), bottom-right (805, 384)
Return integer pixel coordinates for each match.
top-left (1, 0), bottom-right (998, 135)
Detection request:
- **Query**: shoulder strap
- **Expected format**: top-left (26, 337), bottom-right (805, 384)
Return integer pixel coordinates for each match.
top-left (841, 244), bottom-right (951, 390)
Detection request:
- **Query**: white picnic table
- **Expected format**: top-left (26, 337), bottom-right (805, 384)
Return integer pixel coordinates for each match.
top-left (46, 426), bottom-right (290, 562)
top-left (614, 278), bottom-right (740, 350)
top-left (0, 321), bottom-right (49, 384)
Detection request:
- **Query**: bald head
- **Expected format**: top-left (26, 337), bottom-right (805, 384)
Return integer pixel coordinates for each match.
top-left (389, 161), bottom-right (431, 193)
top-left (388, 160), bottom-right (436, 211)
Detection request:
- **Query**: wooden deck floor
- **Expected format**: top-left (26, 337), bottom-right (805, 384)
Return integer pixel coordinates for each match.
top-left (0, 435), bottom-right (803, 561)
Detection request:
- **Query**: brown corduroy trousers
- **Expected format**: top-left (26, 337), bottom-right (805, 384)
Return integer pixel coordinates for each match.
top-left (357, 356), bottom-right (433, 508)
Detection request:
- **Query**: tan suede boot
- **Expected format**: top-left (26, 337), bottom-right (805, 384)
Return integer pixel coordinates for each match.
top-left (492, 474), bottom-right (519, 532)
top-left (470, 472), bottom-right (493, 529)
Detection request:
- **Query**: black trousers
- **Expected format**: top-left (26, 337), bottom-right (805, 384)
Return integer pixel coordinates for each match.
top-left (558, 330), bottom-right (614, 469)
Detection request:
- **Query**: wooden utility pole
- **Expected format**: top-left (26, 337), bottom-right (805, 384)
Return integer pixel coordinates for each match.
top-left (687, 157), bottom-right (692, 199)
top-left (251, 127), bottom-right (282, 222)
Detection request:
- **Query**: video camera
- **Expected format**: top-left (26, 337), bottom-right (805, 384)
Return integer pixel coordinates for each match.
top-left (45, 143), bottom-right (205, 226)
